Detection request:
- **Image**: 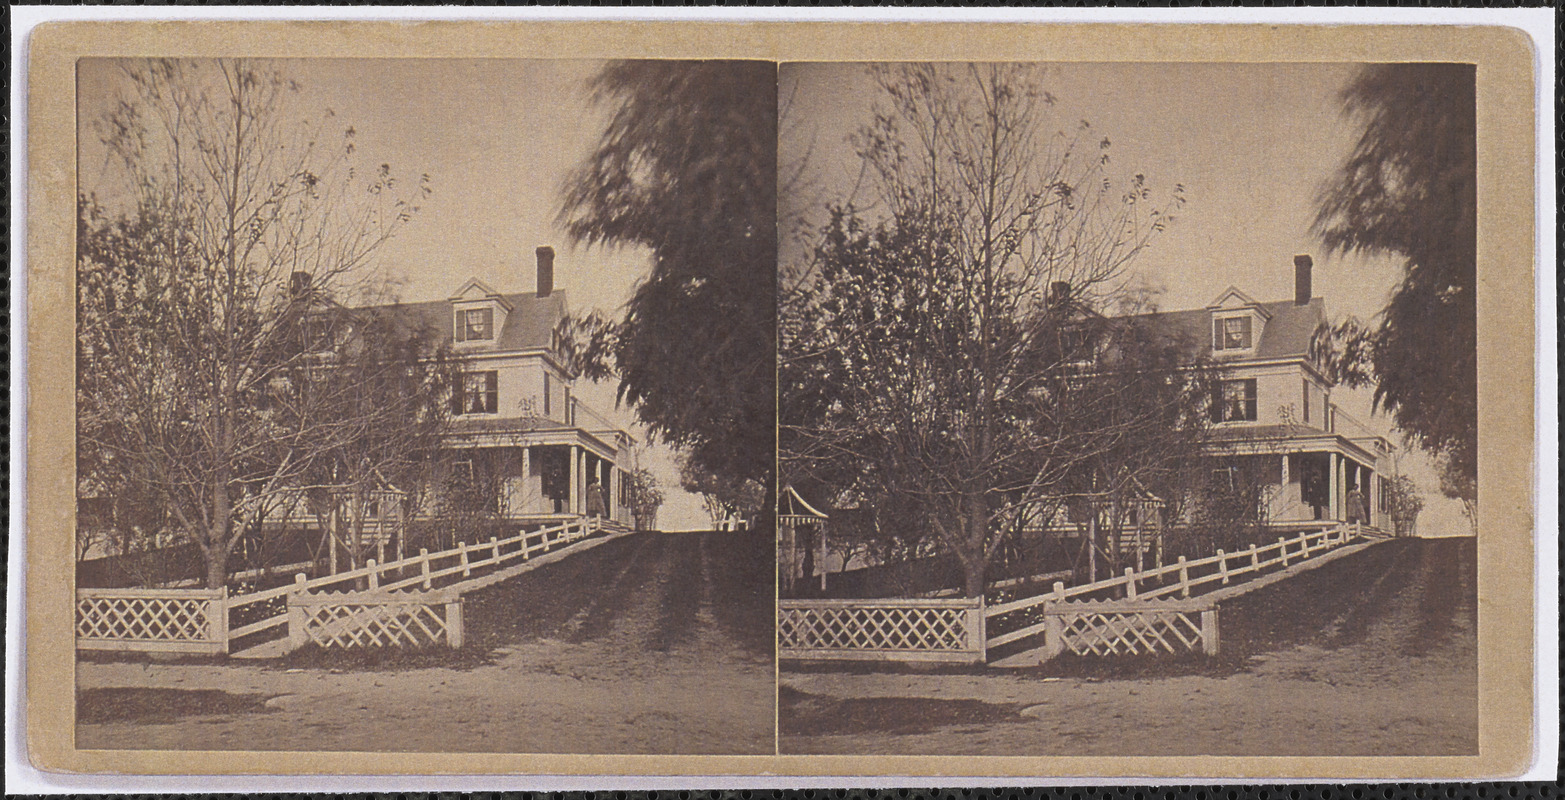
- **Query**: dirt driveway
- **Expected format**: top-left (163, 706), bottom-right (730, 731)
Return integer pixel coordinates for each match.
top-left (781, 536), bottom-right (1477, 756)
top-left (77, 531), bottom-right (775, 755)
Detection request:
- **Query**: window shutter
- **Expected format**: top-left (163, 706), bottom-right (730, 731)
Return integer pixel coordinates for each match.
top-left (454, 309), bottom-right (466, 342)
top-left (451, 377), bottom-right (464, 415)
top-left (1244, 379), bottom-right (1258, 421)
top-left (1212, 318), bottom-right (1223, 351)
top-left (1210, 383), bottom-right (1224, 423)
top-left (485, 371), bottom-right (498, 413)
top-left (543, 373), bottom-right (551, 417)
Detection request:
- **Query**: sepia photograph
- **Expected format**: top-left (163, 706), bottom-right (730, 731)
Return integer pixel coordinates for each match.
top-left (777, 61), bottom-right (1481, 756)
top-left (69, 57), bottom-right (776, 755)
top-left (16, 15), bottom-right (1544, 785)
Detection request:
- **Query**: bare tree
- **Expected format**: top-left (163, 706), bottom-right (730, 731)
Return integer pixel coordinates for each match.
top-left (781, 64), bottom-right (1189, 596)
top-left (77, 59), bottom-right (429, 588)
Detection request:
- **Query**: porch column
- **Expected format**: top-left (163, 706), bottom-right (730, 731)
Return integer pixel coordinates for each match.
top-left (520, 446), bottom-right (532, 515)
top-left (1280, 455), bottom-right (1291, 518)
top-left (568, 446), bottom-right (580, 516)
top-left (605, 464), bottom-right (615, 519)
top-left (1365, 469), bottom-right (1375, 528)
top-left (1328, 452), bottom-right (1340, 521)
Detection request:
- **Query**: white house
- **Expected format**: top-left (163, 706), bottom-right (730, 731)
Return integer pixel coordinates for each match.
top-left (1142, 255), bottom-right (1395, 531)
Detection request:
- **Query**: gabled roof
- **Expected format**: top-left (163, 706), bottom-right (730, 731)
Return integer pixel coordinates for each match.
top-left (449, 278), bottom-right (515, 311)
top-left (359, 290), bottom-right (567, 352)
top-left (1206, 286), bottom-right (1274, 320)
top-left (1129, 297), bottom-right (1325, 360)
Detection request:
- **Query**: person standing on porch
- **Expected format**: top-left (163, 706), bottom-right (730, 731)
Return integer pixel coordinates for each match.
top-left (1345, 486), bottom-right (1367, 526)
top-left (586, 479), bottom-right (607, 520)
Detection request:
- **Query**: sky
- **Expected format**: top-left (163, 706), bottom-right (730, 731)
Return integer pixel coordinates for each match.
top-left (77, 58), bottom-right (711, 530)
top-left (780, 61), bottom-right (1470, 535)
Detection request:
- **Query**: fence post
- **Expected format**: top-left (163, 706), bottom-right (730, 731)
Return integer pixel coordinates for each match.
top-left (367, 559), bottom-right (379, 590)
top-left (1177, 556), bottom-right (1190, 598)
top-left (1278, 537), bottom-right (1290, 567)
top-left (420, 548), bottom-right (432, 590)
top-left (1044, 611), bottom-right (1066, 660)
top-left (287, 595), bottom-right (309, 652)
top-left (491, 536), bottom-right (501, 564)
top-left (459, 543), bottom-right (471, 576)
top-left (970, 601), bottom-right (987, 664)
top-left (210, 588), bottom-right (230, 654)
top-left (1249, 544), bottom-right (1260, 571)
top-left (1123, 566), bottom-right (1137, 599)
top-left (1200, 606), bottom-right (1220, 656)
top-left (1217, 549), bottom-right (1229, 584)
top-left (445, 599), bottom-right (465, 649)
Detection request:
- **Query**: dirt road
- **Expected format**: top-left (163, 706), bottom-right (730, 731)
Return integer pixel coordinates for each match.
top-left (77, 531), bottom-right (775, 755)
top-left (781, 536), bottom-right (1477, 756)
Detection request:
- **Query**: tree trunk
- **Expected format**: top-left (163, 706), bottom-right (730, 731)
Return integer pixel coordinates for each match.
top-left (961, 495), bottom-right (989, 598)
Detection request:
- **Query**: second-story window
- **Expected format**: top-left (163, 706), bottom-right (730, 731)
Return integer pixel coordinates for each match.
top-left (452, 371), bottom-right (499, 415)
top-left (1213, 315), bottom-right (1253, 351)
top-left (1211, 378), bottom-right (1257, 423)
top-left (455, 307), bottom-right (494, 342)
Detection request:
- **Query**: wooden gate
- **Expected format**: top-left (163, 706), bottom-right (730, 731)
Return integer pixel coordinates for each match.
top-left (287, 589), bottom-right (464, 650)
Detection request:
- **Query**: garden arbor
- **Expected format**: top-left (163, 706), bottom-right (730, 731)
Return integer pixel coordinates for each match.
top-left (779, 485), bottom-right (829, 595)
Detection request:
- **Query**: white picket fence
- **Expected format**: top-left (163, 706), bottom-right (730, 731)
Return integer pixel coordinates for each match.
top-left (779, 524), bottom-right (1361, 664)
top-left (77, 517), bottom-right (598, 655)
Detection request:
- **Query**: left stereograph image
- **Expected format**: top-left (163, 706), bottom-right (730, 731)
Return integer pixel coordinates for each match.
top-left (73, 58), bottom-right (777, 754)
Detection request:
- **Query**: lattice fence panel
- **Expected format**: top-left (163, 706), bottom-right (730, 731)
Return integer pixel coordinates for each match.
top-left (1061, 609), bottom-right (1203, 656)
top-left (301, 601), bottom-right (450, 649)
top-left (77, 595), bottom-right (214, 642)
top-left (780, 604), bottom-right (973, 652)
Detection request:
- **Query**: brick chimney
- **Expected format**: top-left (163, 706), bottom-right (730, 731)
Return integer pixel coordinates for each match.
top-left (1293, 254), bottom-right (1312, 306)
top-left (536, 246), bottom-right (555, 298)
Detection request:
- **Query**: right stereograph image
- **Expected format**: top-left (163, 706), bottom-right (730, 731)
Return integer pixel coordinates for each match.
top-left (775, 61), bottom-right (1478, 756)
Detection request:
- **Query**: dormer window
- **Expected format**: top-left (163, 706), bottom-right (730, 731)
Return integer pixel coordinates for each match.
top-left (457, 307), bottom-right (494, 342)
top-left (449, 278), bottom-right (512, 346)
top-left (1213, 315), bottom-right (1253, 351)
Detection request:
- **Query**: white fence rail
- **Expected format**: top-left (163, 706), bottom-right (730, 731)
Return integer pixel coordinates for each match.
top-left (78, 517), bottom-right (598, 655)
top-left (778, 597), bottom-right (986, 664)
top-left (779, 524), bottom-right (1360, 665)
top-left (986, 524), bottom-right (1357, 619)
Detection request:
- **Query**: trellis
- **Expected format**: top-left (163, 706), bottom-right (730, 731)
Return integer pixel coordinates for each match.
top-left (76, 587), bottom-right (229, 654)
top-left (1044, 599), bottom-right (1217, 657)
top-left (778, 598), bottom-right (985, 663)
top-left (288, 589), bottom-right (463, 649)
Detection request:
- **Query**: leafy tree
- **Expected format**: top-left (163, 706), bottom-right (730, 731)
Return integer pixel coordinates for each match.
top-left (679, 455), bottom-right (766, 529)
top-left (77, 59), bottom-right (429, 588)
top-left (781, 64), bottom-right (1187, 597)
top-left (1311, 63), bottom-right (1476, 507)
top-left (559, 60), bottom-right (776, 495)
top-left (1384, 473), bottom-right (1426, 537)
top-left (624, 467), bottom-right (665, 532)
